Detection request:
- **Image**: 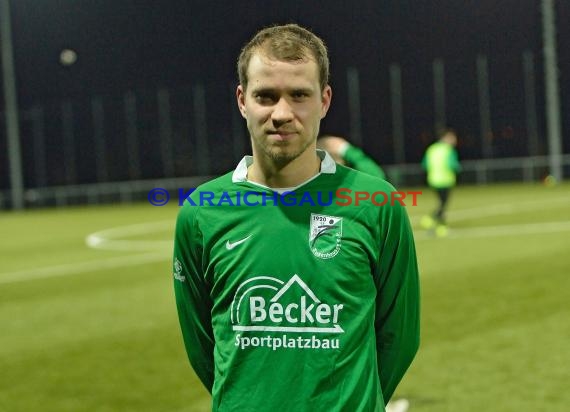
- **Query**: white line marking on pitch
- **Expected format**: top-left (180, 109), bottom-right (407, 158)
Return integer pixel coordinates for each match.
top-left (415, 220), bottom-right (570, 241)
top-left (86, 220), bottom-right (173, 251)
top-left (0, 253), bottom-right (169, 285)
top-left (447, 196), bottom-right (570, 223)
top-left (409, 195), bottom-right (570, 225)
top-left (2, 196), bottom-right (569, 285)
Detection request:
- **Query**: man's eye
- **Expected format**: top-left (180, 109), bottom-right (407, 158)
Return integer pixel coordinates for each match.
top-left (254, 94), bottom-right (276, 104)
top-left (292, 92), bottom-right (308, 99)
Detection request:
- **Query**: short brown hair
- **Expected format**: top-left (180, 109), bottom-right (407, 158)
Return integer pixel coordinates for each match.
top-left (237, 23), bottom-right (330, 92)
top-left (437, 127), bottom-right (457, 139)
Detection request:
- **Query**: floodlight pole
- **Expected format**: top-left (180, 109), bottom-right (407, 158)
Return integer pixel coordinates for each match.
top-left (1, 0), bottom-right (24, 209)
top-left (542, 0), bottom-right (563, 181)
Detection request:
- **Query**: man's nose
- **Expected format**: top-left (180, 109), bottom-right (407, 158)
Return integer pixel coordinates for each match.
top-left (271, 98), bottom-right (294, 125)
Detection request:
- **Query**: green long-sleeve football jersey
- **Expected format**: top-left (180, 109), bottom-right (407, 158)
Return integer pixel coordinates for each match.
top-left (173, 151), bottom-right (420, 412)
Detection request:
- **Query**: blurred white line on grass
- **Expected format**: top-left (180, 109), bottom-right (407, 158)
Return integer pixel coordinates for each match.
top-left (415, 220), bottom-right (570, 241)
top-left (0, 253), bottom-right (168, 285)
top-left (86, 220), bottom-right (173, 252)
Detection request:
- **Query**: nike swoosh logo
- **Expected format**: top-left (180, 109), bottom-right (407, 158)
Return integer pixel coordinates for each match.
top-left (226, 235), bottom-right (252, 250)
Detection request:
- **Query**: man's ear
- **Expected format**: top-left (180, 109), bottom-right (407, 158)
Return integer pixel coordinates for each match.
top-left (320, 85), bottom-right (332, 118)
top-left (236, 85), bottom-right (247, 119)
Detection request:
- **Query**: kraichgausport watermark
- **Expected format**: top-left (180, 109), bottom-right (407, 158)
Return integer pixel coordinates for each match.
top-left (148, 188), bottom-right (422, 207)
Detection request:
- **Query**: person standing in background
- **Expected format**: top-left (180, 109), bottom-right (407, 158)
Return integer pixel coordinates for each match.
top-left (421, 128), bottom-right (461, 237)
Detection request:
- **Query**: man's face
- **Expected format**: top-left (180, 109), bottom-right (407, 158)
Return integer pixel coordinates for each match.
top-left (443, 132), bottom-right (458, 147)
top-left (237, 52), bottom-right (332, 165)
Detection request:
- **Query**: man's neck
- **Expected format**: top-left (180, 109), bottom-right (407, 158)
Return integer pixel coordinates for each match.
top-left (247, 151), bottom-right (321, 188)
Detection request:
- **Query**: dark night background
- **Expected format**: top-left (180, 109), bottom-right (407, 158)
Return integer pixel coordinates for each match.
top-left (1, 0), bottom-right (569, 188)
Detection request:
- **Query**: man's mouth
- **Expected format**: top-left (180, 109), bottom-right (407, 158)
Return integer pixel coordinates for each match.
top-left (267, 131), bottom-right (297, 140)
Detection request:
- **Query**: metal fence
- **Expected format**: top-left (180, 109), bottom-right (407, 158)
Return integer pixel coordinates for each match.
top-left (1, 155), bottom-right (568, 210)
top-left (1, 49), bottom-right (567, 209)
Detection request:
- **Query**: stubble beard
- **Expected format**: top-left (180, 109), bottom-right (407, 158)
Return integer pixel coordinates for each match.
top-left (258, 135), bottom-right (315, 167)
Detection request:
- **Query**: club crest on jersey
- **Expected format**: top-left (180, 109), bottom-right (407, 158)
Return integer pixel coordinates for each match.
top-left (309, 213), bottom-right (342, 259)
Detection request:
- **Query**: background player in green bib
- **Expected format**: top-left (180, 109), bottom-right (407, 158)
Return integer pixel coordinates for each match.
top-left (317, 135), bottom-right (387, 180)
top-left (421, 128), bottom-right (461, 236)
top-left (173, 23), bottom-right (420, 412)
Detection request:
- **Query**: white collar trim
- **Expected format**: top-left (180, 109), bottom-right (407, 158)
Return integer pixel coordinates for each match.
top-left (231, 149), bottom-right (337, 184)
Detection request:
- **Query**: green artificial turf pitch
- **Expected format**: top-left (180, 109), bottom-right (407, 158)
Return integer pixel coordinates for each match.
top-left (0, 182), bottom-right (569, 411)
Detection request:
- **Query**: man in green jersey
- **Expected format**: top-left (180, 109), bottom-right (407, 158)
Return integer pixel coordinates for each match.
top-left (420, 128), bottom-right (461, 236)
top-left (317, 135), bottom-right (387, 180)
top-left (173, 23), bottom-right (420, 412)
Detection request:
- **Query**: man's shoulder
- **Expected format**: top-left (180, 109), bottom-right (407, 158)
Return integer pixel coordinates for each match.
top-left (329, 165), bottom-right (414, 219)
top-left (178, 171), bottom-right (235, 212)
top-left (333, 164), bottom-right (395, 192)
top-left (193, 171), bottom-right (235, 192)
